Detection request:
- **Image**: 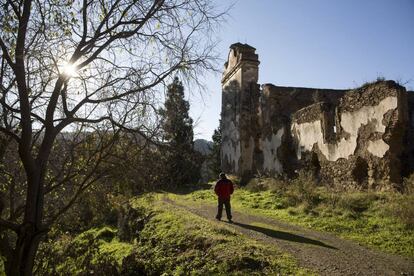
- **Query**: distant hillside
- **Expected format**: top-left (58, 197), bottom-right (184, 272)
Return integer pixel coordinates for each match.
top-left (194, 139), bottom-right (213, 155)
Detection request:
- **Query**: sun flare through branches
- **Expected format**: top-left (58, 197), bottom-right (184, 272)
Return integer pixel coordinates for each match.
top-left (62, 62), bottom-right (78, 78)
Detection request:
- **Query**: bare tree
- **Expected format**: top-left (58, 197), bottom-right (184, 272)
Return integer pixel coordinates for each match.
top-left (0, 0), bottom-right (224, 274)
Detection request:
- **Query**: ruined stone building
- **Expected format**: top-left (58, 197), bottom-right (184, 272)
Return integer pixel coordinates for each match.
top-left (221, 43), bottom-right (414, 189)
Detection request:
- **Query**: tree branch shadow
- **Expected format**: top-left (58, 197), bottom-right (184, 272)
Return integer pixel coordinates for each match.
top-left (232, 222), bottom-right (337, 250)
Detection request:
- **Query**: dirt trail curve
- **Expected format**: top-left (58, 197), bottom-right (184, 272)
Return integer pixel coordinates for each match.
top-left (164, 197), bottom-right (414, 276)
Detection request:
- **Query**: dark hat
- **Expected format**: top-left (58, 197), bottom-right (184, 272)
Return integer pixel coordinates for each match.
top-left (219, 172), bottom-right (226, 178)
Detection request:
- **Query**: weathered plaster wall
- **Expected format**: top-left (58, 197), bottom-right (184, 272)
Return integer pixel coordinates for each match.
top-left (292, 96), bottom-right (398, 161)
top-left (238, 63), bottom-right (260, 177)
top-left (261, 127), bottom-right (284, 174)
top-left (221, 43), bottom-right (260, 177)
top-left (221, 75), bottom-right (242, 173)
top-left (290, 81), bottom-right (407, 188)
top-left (257, 85), bottom-right (345, 175)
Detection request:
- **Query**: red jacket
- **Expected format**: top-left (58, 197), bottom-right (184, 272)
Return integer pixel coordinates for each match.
top-left (214, 178), bottom-right (234, 199)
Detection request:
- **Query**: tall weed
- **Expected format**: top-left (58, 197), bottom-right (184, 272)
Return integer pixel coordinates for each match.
top-left (403, 174), bottom-right (414, 194)
top-left (246, 177), bottom-right (286, 193)
top-left (287, 171), bottom-right (321, 208)
top-left (388, 195), bottom-right (414, 229)
top-left (337, 192), bottom-right (379, 214)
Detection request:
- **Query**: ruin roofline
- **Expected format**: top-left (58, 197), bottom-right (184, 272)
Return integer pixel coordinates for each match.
top-left (229, 42), bottom-right (256, 51)
top-left (261, 83), bottom-right (347, 93)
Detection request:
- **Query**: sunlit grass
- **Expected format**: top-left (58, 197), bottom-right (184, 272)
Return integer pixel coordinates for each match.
top-left (170, 186), bottom-right (414, 258)
top-left (37, 194), bottom-right (313, 275)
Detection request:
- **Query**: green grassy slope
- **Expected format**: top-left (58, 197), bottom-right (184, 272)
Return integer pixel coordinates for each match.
top-left (170, 187), bottom-right (414, 258)
top-left (37, 194), bottom-right (313, 275)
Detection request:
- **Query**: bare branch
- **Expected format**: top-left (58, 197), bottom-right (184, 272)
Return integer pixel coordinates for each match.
top-left (0, 38), bottom-right (15, 70)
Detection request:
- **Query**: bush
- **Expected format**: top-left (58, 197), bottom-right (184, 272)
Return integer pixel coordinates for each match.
top-left (245, 178), bottom-right (267, 192)
top-left (117, 202), bottom-right (154, 242)
top-left (287, 171), bottom-right (321, 208)
top-left (244, 173), bottom-right (320, 210)
top-left (54, 185), bottom-right (118, 234)
top-left (36, 227), bottom-right (132, 275)
top-left (278, 196), bottom-right (297, 209)
top-left (246, 176), bottom-right (288, 193)
top-left (403, 174), bottom-right (414, 194)
top-left (337, 192), bottom-right (379, 214)
top-left (264, 178), bottom-right (288, 194)
top-left (388, 195), bottom-right (414, 229)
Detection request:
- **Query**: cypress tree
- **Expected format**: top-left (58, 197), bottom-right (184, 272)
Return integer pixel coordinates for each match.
top-left (208, 121), bottom-right (222, 178)
top-left (161, 77), bottom-right (200, 187)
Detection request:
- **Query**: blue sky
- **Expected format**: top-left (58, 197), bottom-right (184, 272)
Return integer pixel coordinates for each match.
top-left (190, 0), bottom-right (414, 140)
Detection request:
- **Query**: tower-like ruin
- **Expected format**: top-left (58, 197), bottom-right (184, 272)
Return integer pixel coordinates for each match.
top-left (221, 43), bottom-right (260, 178)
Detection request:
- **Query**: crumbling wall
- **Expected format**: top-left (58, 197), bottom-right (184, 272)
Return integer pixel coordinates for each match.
top-left (221, 43), bottom-right (413, 190)
top-left (221, 78), bottom-right (241, 173)
top-left (291, 81), bottom-right (408, 189)
top-left (257, 85), bottom-right (345, 176)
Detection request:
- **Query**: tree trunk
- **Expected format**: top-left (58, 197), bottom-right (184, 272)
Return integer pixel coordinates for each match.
top-left (6, 163), bottom-right (46, 275)
top-left (7, 224), bottom-right (42, 276)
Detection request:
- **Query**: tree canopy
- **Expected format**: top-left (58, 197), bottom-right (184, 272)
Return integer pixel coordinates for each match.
top-left (0, 0), bottom-right (225, 274)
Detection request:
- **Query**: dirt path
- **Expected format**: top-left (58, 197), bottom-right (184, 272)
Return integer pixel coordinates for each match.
top-left (164, 197), bottom-right (414, 276)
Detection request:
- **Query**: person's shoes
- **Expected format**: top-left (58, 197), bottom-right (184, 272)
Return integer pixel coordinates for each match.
top-left (216, 217), bottom-right (221, 221)
top-left (228, 219), bottom-right (233, 223)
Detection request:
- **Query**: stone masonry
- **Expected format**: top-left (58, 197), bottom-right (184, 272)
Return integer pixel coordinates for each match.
top-left (221, 43), bottom-right (414, 190)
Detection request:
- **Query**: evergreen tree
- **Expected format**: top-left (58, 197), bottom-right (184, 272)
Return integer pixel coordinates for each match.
top-left (209, 121), bottom-right (222, 178)
top-left (161, 77), bottom-right (201, 187)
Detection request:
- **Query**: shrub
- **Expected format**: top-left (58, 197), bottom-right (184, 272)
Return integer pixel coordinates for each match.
top-left (117, 203), bottom-right (154, 242)
top-left (278, 196), bottom-right (297, 209)
top-left (245, 178), bottom-right (267, 192)
top-left (36, 227), bottom-right (132, 275)
top-left (264, 178), bottom-right (288, 194)
top-left (287, 171), bottom-right (321, 208)
top-left (389, 195), bottom-right (414, 229)
top-left (283, 189), bottom-right (301, 207)
top-left (403, 174), bottom-right (414, 194)
top-left (54, 186), bottom-right (118, 234)
top-left (337, 192), bottom-right (379, 214)
top-left (244, 172), bottom-right (321, 209)
top-left (245, 177), bottom-right (286, 192)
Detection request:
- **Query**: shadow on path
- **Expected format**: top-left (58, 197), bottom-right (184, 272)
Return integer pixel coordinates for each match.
top-left (232, 222), bottom-right (337, 250)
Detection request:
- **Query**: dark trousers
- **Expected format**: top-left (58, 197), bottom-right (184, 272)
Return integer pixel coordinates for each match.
top-left (216, 198), bottom-right (232, 220)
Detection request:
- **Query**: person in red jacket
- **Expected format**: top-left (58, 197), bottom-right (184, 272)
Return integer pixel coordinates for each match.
top-left (214, 172), bottom-right (234, 222)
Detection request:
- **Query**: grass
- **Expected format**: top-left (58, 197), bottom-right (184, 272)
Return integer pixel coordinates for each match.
top-left (36, 194), bottom-right (313, 275)
top-left (37, 226), bottom-right (134, 275)
top-left (169, 182), bottom-right (414, 258)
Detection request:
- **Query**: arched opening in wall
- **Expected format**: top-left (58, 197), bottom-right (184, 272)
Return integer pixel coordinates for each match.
top-left (352, 157), bottom-right (369, 187)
